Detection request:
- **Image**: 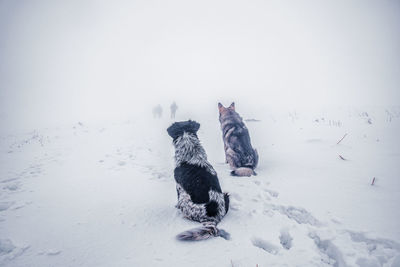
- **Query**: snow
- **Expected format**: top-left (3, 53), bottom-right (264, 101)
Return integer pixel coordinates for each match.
top-left (1, 0), bottom-right (399, 265)
top-left (0, 106), bottom-right (399, 267)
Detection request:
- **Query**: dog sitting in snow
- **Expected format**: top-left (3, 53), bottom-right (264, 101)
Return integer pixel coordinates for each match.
top-left (218, 102), bottom-right (258, 176)
top-left (167, 120), bottom-right (230, 241)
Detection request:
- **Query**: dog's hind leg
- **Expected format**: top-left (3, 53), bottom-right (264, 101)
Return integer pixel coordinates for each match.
top-left (225, 147), bottom-right (240, 170)
top-left (177, 189), bottom-right (207, 222)
top-left (175, 184), bottom-right (184, 209)
top-left (253, 148), bottom-right (259, 168)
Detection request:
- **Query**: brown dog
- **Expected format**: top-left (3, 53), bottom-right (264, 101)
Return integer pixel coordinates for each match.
top-left (218, 102), bottom-right (258, 176)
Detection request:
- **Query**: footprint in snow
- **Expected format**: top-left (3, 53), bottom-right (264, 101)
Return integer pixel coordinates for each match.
top-left (347, 230), bottom-right (400, 266)
top-left (0, 202), bottom-right (14, 212)
top-left (2, 182), bottom-right (20, 191)
top-left (46, 250), bottom-right (62, 256)
top-left (0, 239), bottom-right (29, 263)
top-left (279, 228), bottom-right (293, 250)
top-left (263, 188), bottom-right (279, 198)
top-left (308, 232), bottom-right (346, 267)
top-left (0, 177), bottom-right (18, 184)
top-left (251, 237), bottom-right (280, 255)
top-left (269, 204), bottom-right (321, 226)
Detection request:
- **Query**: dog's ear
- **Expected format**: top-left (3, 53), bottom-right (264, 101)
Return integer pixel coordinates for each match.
top-left (186, 120), bottom-right (200, 134)
top-left (167, 123), bottom-right (180, 139)
top-left (218, 102), bottom-right (225, 113)
top-left (229, 102), bottom-right (235, 110)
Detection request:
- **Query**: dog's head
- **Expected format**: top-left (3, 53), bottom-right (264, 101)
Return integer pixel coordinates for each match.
top-left (218, 102), bottom-right (239, 122)
top-left (167, 120), bottom-right (200, 140)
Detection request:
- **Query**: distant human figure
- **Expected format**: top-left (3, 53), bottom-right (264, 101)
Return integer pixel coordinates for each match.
top-left (152, 104), bottom-right (163, 118)
top-left (170, 101), bottom-right (178, 119)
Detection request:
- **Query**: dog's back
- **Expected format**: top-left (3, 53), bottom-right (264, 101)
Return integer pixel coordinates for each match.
top-left (218, 102), bottom-right (258, 176)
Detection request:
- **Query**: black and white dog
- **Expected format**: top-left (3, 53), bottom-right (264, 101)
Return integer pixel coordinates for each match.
top-left (167, 120), bottom-right (230, 241)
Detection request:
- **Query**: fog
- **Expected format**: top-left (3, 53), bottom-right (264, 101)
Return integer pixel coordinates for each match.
top-left (1, 0), bottom-right (399, 130)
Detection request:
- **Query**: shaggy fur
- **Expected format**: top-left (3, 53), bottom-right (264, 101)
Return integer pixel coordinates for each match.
top-left (218, 102), bottom-right (259, 176)
top-left (167, 120), bottom-right (230, 241)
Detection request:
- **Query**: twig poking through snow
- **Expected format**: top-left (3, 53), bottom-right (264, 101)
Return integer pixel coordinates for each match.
top-left (371, 177), bottom-right (376, 186)
top-left (337, 133), bottom-right (348, 145)
top-left (338, 155), bottom-right (346, 160)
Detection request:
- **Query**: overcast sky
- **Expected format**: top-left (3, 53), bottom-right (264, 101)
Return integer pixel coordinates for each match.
top-left (1, 0), bottom-right (399, 129)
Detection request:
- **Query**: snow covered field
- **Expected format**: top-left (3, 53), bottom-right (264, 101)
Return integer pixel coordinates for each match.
top-left (1, 1), bottom-right (400, 266)
top-left (1, 106), bottom-right (399, 267)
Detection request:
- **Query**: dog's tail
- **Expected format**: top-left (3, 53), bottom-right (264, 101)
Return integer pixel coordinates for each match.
top-left (176, 222), bottom-right (230, 241)
top-left (231, 167), bottom-right (257, 177)
top-left (230, 149), bottom-right (258, 177)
